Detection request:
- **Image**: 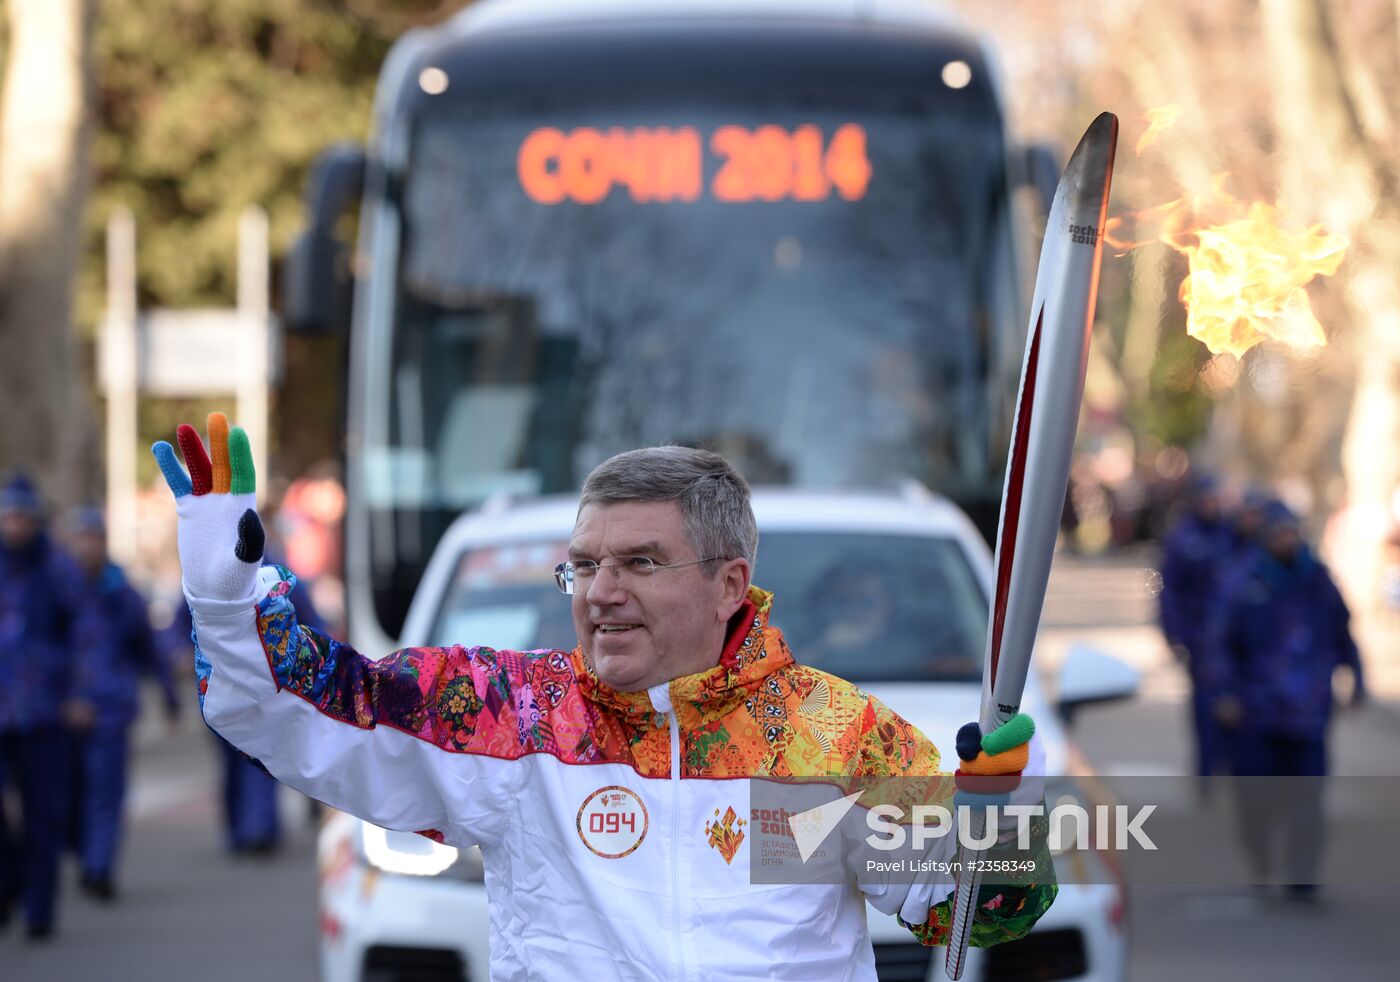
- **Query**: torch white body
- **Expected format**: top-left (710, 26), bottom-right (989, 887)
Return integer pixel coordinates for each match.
top-left (944, 112), bottom-right (1117, 980)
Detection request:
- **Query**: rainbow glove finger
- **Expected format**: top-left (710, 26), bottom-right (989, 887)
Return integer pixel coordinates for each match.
top-left (959, 741), bottom-right (1030, 777)
top-left (151, 412), bottom-right (265, 602)
top-left (952, 713), bottom-right (1042, 827)
top-left (953, 713), bottom-right (1036, 774)
top-left (982, 713), bottom-right (1035, 756)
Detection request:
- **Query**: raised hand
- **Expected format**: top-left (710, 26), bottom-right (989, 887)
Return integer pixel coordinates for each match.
top-left (151, 412), bottom-right (266, 602)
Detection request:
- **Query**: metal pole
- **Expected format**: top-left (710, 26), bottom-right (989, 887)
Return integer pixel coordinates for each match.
top-left (104, 208), bottom-right (139, 565)
top-left (236, 205), bottom-right (270, 506)
top-left (945, 113), bottom-right (1117, 978)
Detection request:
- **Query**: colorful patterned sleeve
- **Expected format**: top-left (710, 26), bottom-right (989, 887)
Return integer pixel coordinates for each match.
top-left (186, 565), bottom-right (526, 848)
top-left (259, 571), bottom-right (498, 748)
top-left (855, 694), bottom-right (944, 778)
top-left (899, 831), bottom-right (1059, 948)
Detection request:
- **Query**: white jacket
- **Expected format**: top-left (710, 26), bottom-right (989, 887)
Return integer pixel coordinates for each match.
top-left (190, 569), bottom-right (1054, 980)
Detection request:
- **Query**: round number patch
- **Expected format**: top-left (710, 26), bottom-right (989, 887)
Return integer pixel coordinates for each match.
top-left (576, 786), bottom-right (649, 859)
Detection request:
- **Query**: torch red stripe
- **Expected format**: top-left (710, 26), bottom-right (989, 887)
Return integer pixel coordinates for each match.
top-left (988, 308), bottom-right (1044, 686)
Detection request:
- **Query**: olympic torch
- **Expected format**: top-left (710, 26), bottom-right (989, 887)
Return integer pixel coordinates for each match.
top-left (944, 112), bottom-right (1118, 980)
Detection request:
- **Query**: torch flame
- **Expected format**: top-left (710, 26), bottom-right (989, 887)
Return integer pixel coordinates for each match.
top-left (1135, 104), bottom-right (1182, 156)
top-left (1105, 177), bottom-right (1348, 358)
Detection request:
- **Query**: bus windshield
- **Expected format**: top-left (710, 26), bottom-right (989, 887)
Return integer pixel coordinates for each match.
top-left (360, 67), bottom-right (1026, 637)
top-left (374, 95), bottom-right (1021, 510)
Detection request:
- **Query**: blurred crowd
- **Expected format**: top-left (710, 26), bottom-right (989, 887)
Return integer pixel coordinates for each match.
top-left (0, 468), bottom-right (340, 943)
top-left (1058, 446), bottom-right (1192, 555)
top-left (1, 474), bottom-right (175, 940)
top-left (1157, 475), bottom-right (1365, 899)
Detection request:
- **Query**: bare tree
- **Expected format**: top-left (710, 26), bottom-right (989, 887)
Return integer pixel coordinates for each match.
top-left (957, 0), bottom-right (1399, 651)
top-left (1262, 0), bottom-right (1400, 637)
top-left (0, 0), bottom-right (98, 505)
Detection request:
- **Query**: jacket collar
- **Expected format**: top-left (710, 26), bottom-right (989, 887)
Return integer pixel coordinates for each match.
top-left (572, 585), bottom-right (793, 723)
top-left (1253, 544), bottom-right (1317, 591)
top-left (0, 529), bottom-right (49, 570)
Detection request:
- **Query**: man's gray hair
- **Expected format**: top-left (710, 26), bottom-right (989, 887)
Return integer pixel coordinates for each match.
top-left (579, 446), bottom-right (759, 570)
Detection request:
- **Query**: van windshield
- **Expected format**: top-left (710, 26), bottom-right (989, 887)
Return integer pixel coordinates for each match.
top-left (429, 531), bottom-right (986, 684)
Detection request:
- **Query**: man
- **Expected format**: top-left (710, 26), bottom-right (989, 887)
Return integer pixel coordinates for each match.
top-left (1227, 487), bottom-right (1277, 562)
top-left (154, 415), bottom-right (1050, 978)
top-left (0, 475), bottom-right (79, 939)
top-left (62, 507), bottom-right (179, 899)
top-left (1207, 502), bottom-right (1365, 898)
top-left (1158, 473), bottom-right (1235, 777)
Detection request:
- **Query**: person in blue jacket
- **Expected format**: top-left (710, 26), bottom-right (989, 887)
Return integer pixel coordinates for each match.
top-left (1206, 501), bottom-right (1365, 897)
top-left (62, 507), bottom-right (179, 900)
top-left (1158, 474), bottom-right (1236, 777)
top-left (0, 474), bottom-right (79, 939)
top-left (1227, 486), bottom-right (1277, 561)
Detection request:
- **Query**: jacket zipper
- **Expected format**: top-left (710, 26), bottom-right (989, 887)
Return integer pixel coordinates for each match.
top-left (668, 699), bottom-right (684, 982)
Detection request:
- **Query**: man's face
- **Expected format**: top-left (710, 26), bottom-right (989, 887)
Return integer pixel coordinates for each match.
top-left (1195, 493), bottom-right (1220, 522)
top-left (69, 529), bottom-right (107, 575)
top-left (570, 500), bottom-right (749, 692)
top-left (0, 511), bottom-right (39, 550)
top-left (1266, 524), bottom-right (1302, 563)
top-left (1236, 507), bottom-right (1264, 541)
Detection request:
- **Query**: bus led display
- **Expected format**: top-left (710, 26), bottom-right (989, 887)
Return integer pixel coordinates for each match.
top-left (517, 123), bottom-right (871, 204)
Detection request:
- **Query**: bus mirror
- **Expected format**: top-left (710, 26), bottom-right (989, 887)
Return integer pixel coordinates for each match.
top-left (283, 143), bottom-right (367, 335)
top-left (1018, 143), bottom-right (1060, 220)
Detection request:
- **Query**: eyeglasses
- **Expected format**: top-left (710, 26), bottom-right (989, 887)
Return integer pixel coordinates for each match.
top-left (554, 555), bottom-right (725, 595)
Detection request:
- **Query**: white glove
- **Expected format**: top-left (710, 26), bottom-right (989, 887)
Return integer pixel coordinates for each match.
top-left (152, 412), bottom-right (265, 603)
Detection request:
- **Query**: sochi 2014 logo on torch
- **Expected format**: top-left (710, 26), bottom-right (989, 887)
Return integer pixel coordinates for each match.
top-left (576, 786), bottom-right (649, 859)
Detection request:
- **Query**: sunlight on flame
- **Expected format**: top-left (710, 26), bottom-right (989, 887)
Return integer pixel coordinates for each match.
top-left (1135, 104), bottom-right (1182, 156)
top-left (1105, 177), bottom-right (1348, 358)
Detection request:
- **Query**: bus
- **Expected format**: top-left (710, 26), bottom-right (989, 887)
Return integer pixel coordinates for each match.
top-left (285, 0), bottom-right (1057, 654)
